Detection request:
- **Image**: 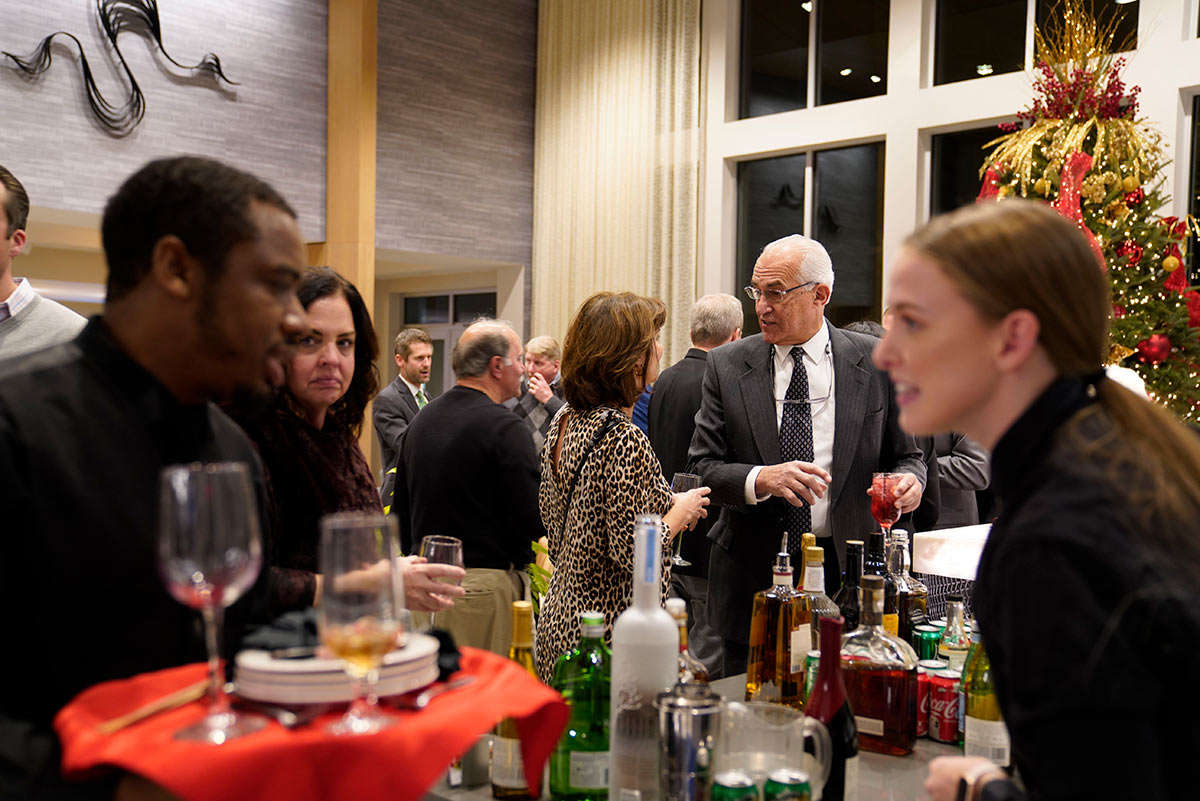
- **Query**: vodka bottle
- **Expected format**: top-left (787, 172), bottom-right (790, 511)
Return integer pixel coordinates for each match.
top-left (610, 516), bottom-right (676, 801)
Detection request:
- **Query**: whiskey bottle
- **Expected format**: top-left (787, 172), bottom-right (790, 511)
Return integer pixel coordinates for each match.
top-left (887, 529), bottom-right (928, 644)
top-left (803, 615), bottom-right (858, 801)
top-left (492, 601), bottom-right (539, 799)
top-left (863, 531), bottom-right (899, 636)
top-left (800, 545), bottom-right (840, 651)
top-left (937, 594), bottom-right (971, 671)
top-left (550, 611), bottom-right (612, 801)
top-left (797, 531), bottom-right (816, 576)
top-left (745, 535), bottom-right (804, 708)
top-left (610, 516), bottom-right (677, 801)
top-left (962, 635), bottom-right (1011, 767)
top-left (832, 540), bottom-right (864, 632)
top-left (841, 575), bottom-right (919, 756)
top-left (665, 598), bottom-right (709, 684)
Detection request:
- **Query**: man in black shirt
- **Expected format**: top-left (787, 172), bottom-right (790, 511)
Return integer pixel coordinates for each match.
top-left (391, 320), bottom-right (543, 655)
top-left (0, 157), bottom-right (306, 800)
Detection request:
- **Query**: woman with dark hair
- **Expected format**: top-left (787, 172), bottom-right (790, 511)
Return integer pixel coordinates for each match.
top-left (534, 291), bottom-right (710, 680)
top-left (234, 266), bottom-right (463, 611)
top-left (870, 201), bottom-right (1200, 801)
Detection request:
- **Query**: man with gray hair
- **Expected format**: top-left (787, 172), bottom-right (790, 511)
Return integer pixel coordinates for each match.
top-left (507, 334), bottom-right (565, 451)
top-left (390, 319), bottom-right (542, 655)
top-left (648, 293), bottom-right (743, 678)
top-left (690, 234), bottom-right (925, 675)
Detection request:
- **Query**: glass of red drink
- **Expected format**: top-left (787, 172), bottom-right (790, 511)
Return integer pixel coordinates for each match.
top-left (869, 472), bottom-right (903, 535)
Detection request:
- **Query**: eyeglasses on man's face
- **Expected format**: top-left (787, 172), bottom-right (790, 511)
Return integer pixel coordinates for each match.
top-left (744, 281), bottom-right (817, 304)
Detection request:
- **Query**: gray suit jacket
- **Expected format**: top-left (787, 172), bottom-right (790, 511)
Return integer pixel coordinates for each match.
top-left (373, 376), bottom-right (420, 473)
top-left (688, 327), bottom-right (925, 643)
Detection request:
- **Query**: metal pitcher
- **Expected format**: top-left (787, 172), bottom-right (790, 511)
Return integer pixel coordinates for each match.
top-left (656, 682), bottom-right (723, 801)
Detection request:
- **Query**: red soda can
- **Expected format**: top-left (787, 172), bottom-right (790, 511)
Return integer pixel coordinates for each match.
top-left (928, 669), bottom-right (961, 743)
top-left (916, 666), bottom-right (929, 737)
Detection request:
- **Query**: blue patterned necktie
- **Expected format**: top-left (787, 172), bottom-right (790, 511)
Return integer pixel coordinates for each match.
top-left (779, 346), bottom-right (813, 555)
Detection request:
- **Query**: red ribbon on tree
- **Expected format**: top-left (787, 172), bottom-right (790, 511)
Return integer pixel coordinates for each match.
top-left (976, 165), bottom-right (1003, 201)
top-left (1053, 151), bottom-right (1107, 271)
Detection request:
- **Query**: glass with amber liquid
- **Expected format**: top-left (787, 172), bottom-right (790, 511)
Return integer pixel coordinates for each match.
top-left (493, 601), bottom-right (539, 799)
top-left (887, 529), bottom-right (928, 644)
top-left (832, 540), bottom-right (864, 632)
top-left (841, 575), bottom-right (919, 755)
top-left (863, 531), bottom-right (899, 636)
top-left (745, 537), bottom-right (805, 708)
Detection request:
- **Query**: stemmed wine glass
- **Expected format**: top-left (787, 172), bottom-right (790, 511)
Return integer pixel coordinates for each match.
top-left (319, 512), bottom-right (404, 735)
top-left (670, 473), bottom-right (702, 567)
top-left (158, 462), bottom-right (267, 744)
top-left (869, 472), bottom-right (904, 542)
top-left (419, 535), bottom-right (464, 629)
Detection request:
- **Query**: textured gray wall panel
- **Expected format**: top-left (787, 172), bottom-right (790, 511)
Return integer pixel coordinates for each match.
top-left (377, 0), bottom-right (535, 266)
top-left (0, 0), bottom-right (326, 240)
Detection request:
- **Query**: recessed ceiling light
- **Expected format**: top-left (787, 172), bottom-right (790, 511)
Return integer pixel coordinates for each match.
top-left (1114, 0), bottom-right (1135, 4)
top-left (801, 1), bottom-right (813, 11)
top-left (840, 68), bottom-right (852, 76)
top-left (869, 74), bottom-right (882, 83)
top-left (976, 64), bottom-right (994, 76)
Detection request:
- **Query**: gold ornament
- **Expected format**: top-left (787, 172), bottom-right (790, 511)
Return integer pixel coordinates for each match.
top-left (1034, 178), bottom-right (1050, 196)
top-left (1101, 171), bottom-right (1118, 186)
top-left (1081, 176), bottom-right (1107, 204)
top-left (1108, 343), bottom-right (1136, 363)
top-left (1163, 255), bottom-right (1181, 272)
top-left (998, 185), bottom-right (1013, 198)
top-left (1121, 175), bottom-right (1140, 192)
top-left (1103, 201), bottom-right (1129, 223)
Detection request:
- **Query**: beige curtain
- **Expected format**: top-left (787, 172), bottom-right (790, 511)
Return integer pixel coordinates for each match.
top-left (532, 0), bottom-right (701, 364)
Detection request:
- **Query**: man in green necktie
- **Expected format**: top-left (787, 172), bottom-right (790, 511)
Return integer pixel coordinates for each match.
top-left (374, 327), bottom-right (433, 481)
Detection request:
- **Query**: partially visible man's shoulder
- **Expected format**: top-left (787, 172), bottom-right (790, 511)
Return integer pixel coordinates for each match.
top-left (38, 296), bottom-right (88, 326)
top-left (708, 333), bottom-right (762, 365)
top-left (0, 338), bottom-right (84, 388)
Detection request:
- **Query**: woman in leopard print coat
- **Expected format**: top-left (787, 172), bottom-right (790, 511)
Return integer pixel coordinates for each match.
top-left (535, 292), bottom-right (710, 681)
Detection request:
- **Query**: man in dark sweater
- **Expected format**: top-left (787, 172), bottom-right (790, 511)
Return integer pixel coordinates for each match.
top-left (648, 293), bottom-right (743, 679)
top-left (392, 319), bottom-right (543, 655)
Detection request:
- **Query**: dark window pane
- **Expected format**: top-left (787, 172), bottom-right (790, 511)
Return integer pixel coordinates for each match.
top-left (935, 0), bottom-right (1026, 85)
top-left (740, 0), bottom-right (810, 118)
top-left (1035, 0), bottom-right (1137, 52)
top-left (931, 126), bottom-right (1006, 216)
top-left (812, 143), bottom-right (884, 326)
top-left (816, 0), bottom-right (888, 106)
top-left (453, 292), bottom-right (497, 323)
top-left (736, 153), bottom-right (807, 336)
top-left (1188, 95), bottom-right (1200, 280)
top-left (428, 338), bottom-right (446, 399)
top-left (404, 295), bottom-right (450, 324)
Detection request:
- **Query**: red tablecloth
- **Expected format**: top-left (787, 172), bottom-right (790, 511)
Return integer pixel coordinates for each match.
top-left (54, 647), bottom-right (568, 801)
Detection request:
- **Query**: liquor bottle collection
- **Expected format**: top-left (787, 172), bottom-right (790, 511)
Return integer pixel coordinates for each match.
top-left (481, 507), bottom-right (1008, 801)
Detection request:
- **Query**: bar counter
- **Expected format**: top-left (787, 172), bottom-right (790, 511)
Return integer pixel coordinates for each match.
top-left (425, 673), bottom-right (959, 801)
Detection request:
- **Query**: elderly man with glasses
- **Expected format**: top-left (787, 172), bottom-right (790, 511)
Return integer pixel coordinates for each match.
top-left (688, 233), bottom-right (925, 676)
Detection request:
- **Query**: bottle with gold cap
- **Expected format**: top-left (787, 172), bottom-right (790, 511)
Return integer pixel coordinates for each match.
top-left (800, 545), bottom-right (840, 651)
top-left (746, 533), bottom-right (805, 708)
top-left (798, 532), bottom-right (816, 577)
top-left (492, 601), bottom-right (538, 799)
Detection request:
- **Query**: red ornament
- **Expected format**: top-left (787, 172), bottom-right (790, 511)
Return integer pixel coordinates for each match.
top-left (1117, 240), bottom-right (1143, 265)
top-left (1137, 334), bottom-right (1171, 364)
top-left (1165, 266), bottom-right (1188, 293)
top-left (1124, 187), bottom-right (1144, 206)
top-left (1112, 304), bottom-right (1126, 319)
top-left (1187, 292), bottom-right (1200, 329)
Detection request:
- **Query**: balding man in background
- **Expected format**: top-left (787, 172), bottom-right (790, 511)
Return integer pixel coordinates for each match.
top-left (648, 293), bottom-right (743, 679)
top-left (391, 319), bottom-right (543, 654)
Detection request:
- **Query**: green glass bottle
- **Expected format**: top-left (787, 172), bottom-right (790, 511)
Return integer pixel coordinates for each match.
top-left (550, 610), bottom-right (612, 801)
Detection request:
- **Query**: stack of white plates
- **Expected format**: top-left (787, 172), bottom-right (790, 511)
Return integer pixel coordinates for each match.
top-left (235, 632), bottom-right (440, 704)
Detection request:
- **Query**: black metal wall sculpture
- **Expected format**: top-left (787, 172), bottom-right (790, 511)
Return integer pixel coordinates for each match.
top-left (2, 0), bottom-right (237, 137)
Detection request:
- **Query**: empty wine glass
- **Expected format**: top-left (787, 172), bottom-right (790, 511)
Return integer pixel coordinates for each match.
top-left (419, 535), bottom-right (464, 628)
top-left (319, 512), bottom-right (403, 735)
top-left (670, 473), bottom-right (702, 567)
top-left (870, 472), bottom-right (904, 540)
top-left (158, 462), bottom-right (267, 744)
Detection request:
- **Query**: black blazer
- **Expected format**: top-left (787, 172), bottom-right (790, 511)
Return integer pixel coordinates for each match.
top-left (648, 347), bottom-right (713, 578)
top-left (391, 385), bottom-right (541, 568)
top-left (373, 376), bottom-right (420, 472)
top-left (688, 327), bottom-right (925, 644)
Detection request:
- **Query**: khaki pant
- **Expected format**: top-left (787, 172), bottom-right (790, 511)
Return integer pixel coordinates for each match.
top-left (412, 567), bottom-right (523, 657)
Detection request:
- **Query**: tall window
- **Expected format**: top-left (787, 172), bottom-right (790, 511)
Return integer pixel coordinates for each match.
top-left (739, 0), bottom-right (888, 118)
top-left (1035, 0), bottom-right (1138, 52)
top-left (1188, 96), bottom-right (1200, 281)
top-left (736, 143), bottom-right (884, 333)
top-left (935, 0), bottom-right (1026, 85)
top-left (930, 126), bottom-right (1007, 217)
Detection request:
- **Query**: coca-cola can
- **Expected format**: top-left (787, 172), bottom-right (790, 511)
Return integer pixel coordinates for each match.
top-left (916, 666), bottom-right (929, 738)
top-left (928, 669), bottom-right (961, 743)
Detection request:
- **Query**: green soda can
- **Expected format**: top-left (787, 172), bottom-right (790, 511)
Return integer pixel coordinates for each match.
top-left (802, 650), bottom-right (820, 703)
top-left (913, 624), bottom-right (942, 661)
top-left (763, 768), bottom-right (812, 801)
top-left (712, 770), bottom-right (759, 801)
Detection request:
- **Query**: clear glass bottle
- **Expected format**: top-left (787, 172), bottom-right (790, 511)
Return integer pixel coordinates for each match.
top-left (665, 598), bottom-right (709, 685)
top-left (832, 540), bottom-right (864, 633)
top-left (550, 611), bottom-right (612, 801)
top-left (800, 545), bottom-right (840, 652)
top-left (887, 529), bottom-right (928, 644)
top-left (745, 535), bottom-right (804, 708)
top-left (803, 615), bottom-right (859, 801)
top-left (841, 575), bottom-right (919, 756)
top-left (963, 635), bottom-right (1011, 767)
top-left (937, 594), bottom-right (972, 672)
top-left (493, 601), bottom-right (538, 799)
top-left (610, 516), bottom-right (677, 801)
top-left (863, 531), bottom-right (899, 636)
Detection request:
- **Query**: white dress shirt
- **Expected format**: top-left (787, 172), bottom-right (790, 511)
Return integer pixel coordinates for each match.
top-left (744, 320), bottom-right (837, 537)
top-left (0, 278), bottom-right (36, 324)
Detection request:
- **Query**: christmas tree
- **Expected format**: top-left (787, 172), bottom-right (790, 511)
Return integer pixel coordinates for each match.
top-left (977, 0), bottom-right (1200, 422)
